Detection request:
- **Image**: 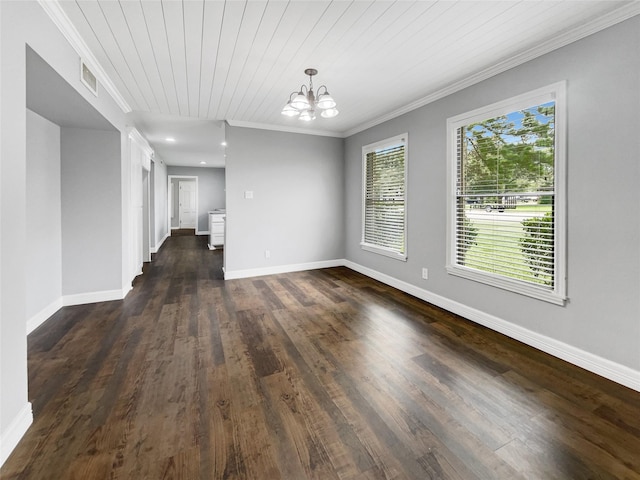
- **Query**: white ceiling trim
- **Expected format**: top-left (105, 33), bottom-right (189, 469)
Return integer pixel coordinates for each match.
top-left (343, 3), bottom-right (640, 138)
top-left (128, 128), bottom-right (154, 157)
top-left (226, 119), bottom-right (342, 138)
top-left (37, 0), bottom-right (132, 114)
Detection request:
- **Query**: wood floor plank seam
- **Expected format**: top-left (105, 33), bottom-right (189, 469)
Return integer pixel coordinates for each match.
top-left (2, 234), bottom-right (639, 479)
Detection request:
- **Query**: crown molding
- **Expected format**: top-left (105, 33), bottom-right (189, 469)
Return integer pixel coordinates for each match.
top-left (343, 3), bottom-right (640, 138)
top-left (128, 128), bottom-right (154, 156)
top-left (226, 119), bottom-right (343, 138)
top-left (37, 0), bottom-right (132, 114)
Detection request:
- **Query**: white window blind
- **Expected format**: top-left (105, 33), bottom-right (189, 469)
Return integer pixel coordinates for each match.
top-left (447, 84), bottom-right (566, 304)
top-left (362, 134), bottom-right (407, 260)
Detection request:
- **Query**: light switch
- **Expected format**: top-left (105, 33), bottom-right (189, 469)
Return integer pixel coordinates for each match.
top-left (244, 190), bottom-right (253, 199)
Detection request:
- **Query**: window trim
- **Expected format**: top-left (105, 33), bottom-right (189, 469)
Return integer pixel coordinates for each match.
top-left (446, 82), bottom-right (567, 305)
top-left (361, 133), bottom-right (408, 261)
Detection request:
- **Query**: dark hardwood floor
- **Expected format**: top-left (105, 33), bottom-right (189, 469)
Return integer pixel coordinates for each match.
top-left (171, 228), bottom-right (197, 236)
top-left (2, 235), bottom-right (639, 479)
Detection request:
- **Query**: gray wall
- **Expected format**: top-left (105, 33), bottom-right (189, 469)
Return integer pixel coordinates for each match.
top-left (26, 110), bottom-right (62, 319)
top-left (225, 127), bottom-right (344, 273)
top-left (167, 166), bottom-right (225, 232)
top-left (61, 127), bottom-right (122, 295)
top-left (344, 16), bottom-right (640, 372)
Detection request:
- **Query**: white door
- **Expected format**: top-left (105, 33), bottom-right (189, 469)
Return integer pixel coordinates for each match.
top-left (179, 181), bottom-right (197, 228)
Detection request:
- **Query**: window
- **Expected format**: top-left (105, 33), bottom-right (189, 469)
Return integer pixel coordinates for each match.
top-left (362, 134), bottom-right (408, 260)
top-left (446, 83), bottom-right (566, 304)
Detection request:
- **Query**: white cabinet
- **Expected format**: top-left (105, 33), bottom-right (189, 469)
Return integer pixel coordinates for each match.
top-left (208, 211), bottom-right (225, 249)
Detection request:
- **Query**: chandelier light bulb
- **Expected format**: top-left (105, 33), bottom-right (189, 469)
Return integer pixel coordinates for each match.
top-left (291, 92), bottom-right (310, 110)
top-left (299, 109), bottom-right (316, 121)
top-left (281, 102), bottom-right (299, 117)
top-left (321, 108), bottom-right (339, 118)
top-left (317, 93), bottom-right (336, 110)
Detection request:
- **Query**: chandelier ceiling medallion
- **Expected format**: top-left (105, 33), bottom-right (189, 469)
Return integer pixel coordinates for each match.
top-left (281, 68), bottom-right (338, 121)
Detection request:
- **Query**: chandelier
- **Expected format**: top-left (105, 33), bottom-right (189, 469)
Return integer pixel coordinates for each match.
top-left (281, 68), bottom-right (338, 121)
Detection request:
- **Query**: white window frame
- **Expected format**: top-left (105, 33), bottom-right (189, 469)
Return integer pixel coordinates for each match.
top-left (361, 133), bottom-right (408, 261)
top-left (446, 82), bottom-right (567, 305)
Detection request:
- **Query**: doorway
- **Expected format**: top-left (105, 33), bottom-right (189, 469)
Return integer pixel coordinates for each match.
top-left (168, 175), bottom-right (198, 233)
top-left (178, 180), bottom-right (197, 228)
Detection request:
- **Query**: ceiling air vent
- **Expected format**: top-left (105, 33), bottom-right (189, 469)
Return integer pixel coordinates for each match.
top-left (80, 60), bottom-right (98, 96)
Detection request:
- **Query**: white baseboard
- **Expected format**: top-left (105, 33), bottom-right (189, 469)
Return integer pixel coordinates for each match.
top-left (27, 298), bottom-right (64, 334)
top-left (0, 402), bottom-right (33, 467)
top-left (27, 288), bottom-right (130, 334)
top-left (122, 284), bottom-right (133, 299)
top-left (62, 288), bottom-right (125, 307)
top-left (150, 232), bottom-right (170, 254)
top-left (224, 259), bottom-right (344, 280)
top-left (171, 227), bottom-right (200, 232)
top-left (344, 260), bottom-right (640, 393)
top-left (197, 230), bottom-right (209, 236)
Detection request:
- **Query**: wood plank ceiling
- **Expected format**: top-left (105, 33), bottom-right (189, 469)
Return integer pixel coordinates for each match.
top-left (59, 0), bottom-right (637, 139)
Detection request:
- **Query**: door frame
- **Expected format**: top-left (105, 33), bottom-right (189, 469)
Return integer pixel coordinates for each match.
top-left (142, 168), bottom-right (151, 262)
top-left (168, 175), bottom-right (199, 232)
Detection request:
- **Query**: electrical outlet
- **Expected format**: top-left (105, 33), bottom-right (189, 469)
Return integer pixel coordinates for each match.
top-left (265, 250), bottom-right (271, 259)
top-left (421, 268), bottom-right (428, 280)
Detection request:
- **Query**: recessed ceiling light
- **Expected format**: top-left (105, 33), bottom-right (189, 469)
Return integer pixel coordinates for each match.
top-left (221, 141), bottom-right (227, 146)
top-left (200, 161), bottom-right (206, 165)
top-left (165, 137), bottom-right (175, 142)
